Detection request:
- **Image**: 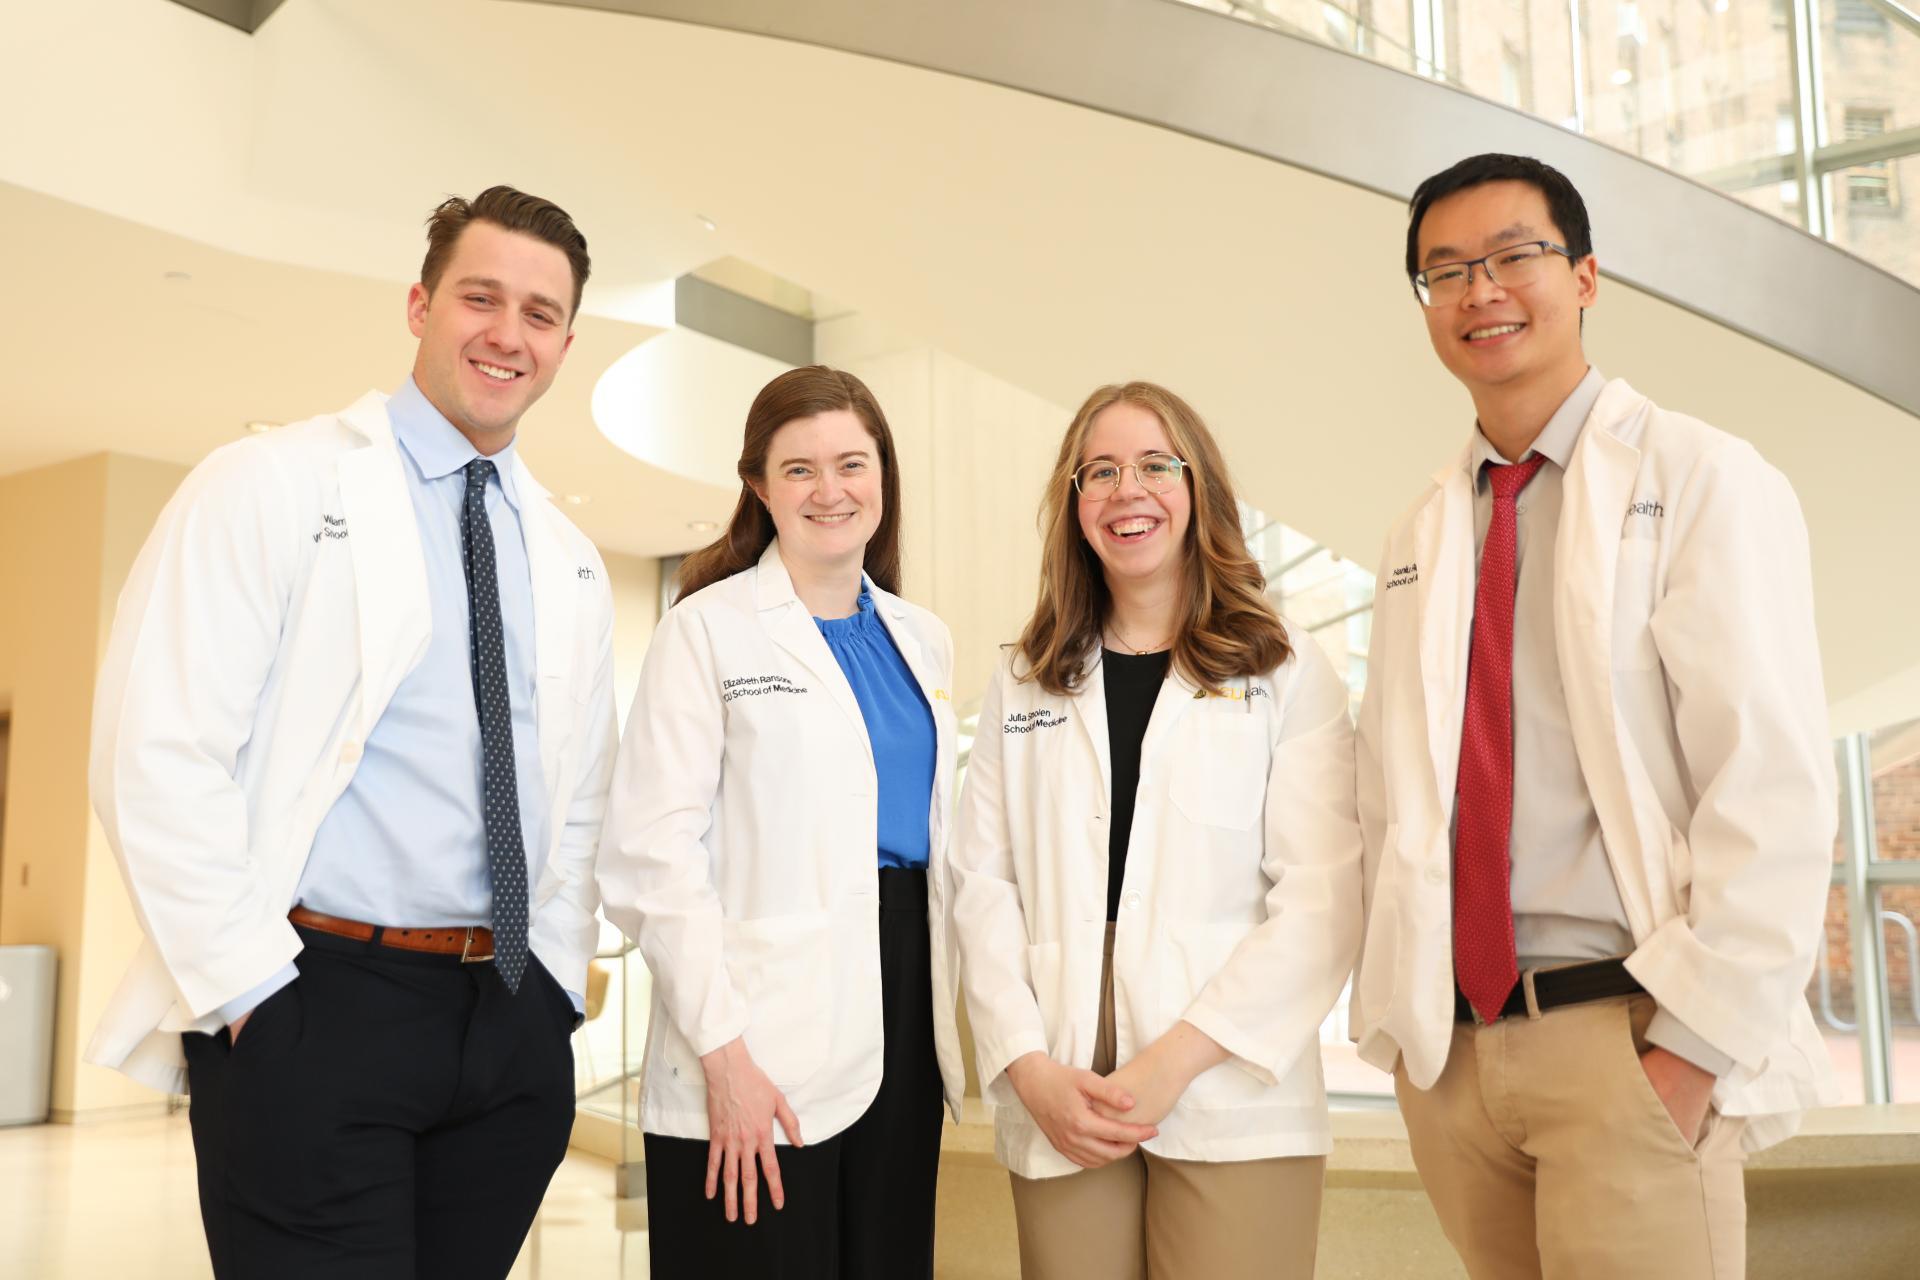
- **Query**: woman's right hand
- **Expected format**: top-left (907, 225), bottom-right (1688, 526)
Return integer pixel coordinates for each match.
top-left (700, 1036), bottom-right (803, 1224)
top-left (1004, 1051), bottom-right (1158, 1168)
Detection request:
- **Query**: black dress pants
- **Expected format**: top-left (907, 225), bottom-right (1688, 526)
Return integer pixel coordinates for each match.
top-left (182, 924), bottom-right (577, 1280)
top-left (645, 867), bottom-right (945, 1279)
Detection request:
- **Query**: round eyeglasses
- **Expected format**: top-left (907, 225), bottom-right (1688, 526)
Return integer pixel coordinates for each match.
top-left (1412, 240), bottom-right (1573, 307)
top-left (1072, 453), bottom-right (1189, 500)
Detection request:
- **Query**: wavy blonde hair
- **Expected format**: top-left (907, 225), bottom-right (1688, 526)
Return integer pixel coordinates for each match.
top-left (1014, 381), bottom-right (1291, 696)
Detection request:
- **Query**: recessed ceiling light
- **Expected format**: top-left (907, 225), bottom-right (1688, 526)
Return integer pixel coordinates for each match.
top-left (564, 494), bottom-right (590, 505)
top-left (688, 519), bottom-right (719, 533)
top-left (1610, 68), bottom-right (1633, 86)
top-left (695, 214), bottom-right (718, 232)
top-left (244, 421), bottom-right (279, 434)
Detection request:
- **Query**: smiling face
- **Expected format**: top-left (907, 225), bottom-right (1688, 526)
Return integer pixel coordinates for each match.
top-left (1074, 400), bottom-right (1192, 596)
top-left (751, 409), bottom-right (884, 579)
top-left (1414, 179), bottom-right (1597, 398)
top-left (407, 220), bottom-right (575, 451)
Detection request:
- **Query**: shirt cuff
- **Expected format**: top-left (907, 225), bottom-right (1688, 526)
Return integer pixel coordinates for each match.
top-left (218, 962), bottom-right (300, 1026)
top-left (1646, 1007), bottom-right (1736, 1078)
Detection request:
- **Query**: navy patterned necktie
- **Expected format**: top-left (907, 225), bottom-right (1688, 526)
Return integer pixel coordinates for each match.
top-left (461, 459), bottom-right (530, 993)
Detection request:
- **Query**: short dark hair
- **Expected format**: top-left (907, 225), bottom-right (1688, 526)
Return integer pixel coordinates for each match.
top-left (1404, 153), bottom-right (1593, 283)
top-left (421, 185), bottom-right (591, 323)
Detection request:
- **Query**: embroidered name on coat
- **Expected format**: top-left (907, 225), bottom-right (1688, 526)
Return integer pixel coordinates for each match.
top-left (722, 675), bottom-right (808, 702)
top-left (1004, 710), bottom-right (1069, 734)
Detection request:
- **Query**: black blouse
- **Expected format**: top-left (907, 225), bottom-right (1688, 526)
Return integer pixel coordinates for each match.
top-left (1102, 648), bottom-right (1171, 922)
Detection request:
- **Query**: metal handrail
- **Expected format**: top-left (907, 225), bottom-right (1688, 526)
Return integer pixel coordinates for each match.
top-left (1811, 907), bottom-right (1920, 1034)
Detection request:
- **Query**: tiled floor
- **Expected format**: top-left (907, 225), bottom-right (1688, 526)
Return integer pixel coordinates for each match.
top-left (0, 1113), bottom-right (644, 1278)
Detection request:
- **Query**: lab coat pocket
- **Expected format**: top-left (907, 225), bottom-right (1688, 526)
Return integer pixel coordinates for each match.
top-left (1170, 718), bottom-right (1269, 831)
top-left (723, 912), bottom-right (833, 1092)
top-left (1611, 541), bottom-right (1661, 671)
top-left (1162, 920), bottom-right (1268, 1108)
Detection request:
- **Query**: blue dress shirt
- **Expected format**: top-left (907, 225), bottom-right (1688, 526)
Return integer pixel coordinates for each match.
top-left (224, 378), bottom-right (576, 1021)
top-left (815, 593), bottom-right (936, 869)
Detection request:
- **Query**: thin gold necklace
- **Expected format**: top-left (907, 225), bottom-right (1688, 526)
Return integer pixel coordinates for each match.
top-left (1107, 620), bottom-right (1166, 656)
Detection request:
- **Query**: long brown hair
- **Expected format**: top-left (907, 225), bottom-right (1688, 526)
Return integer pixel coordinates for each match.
top-left (675, 366), bottom-right (904, 600)
top-left (1015, 381), bottom-right (1291, 696)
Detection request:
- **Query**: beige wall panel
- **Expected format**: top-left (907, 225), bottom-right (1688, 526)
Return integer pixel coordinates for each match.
top-left (602, 550), bottom-right (662, 730)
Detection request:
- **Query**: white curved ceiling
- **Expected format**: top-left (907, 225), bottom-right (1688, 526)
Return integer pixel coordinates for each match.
top-left (3, 0), bottom-right (1915, 717)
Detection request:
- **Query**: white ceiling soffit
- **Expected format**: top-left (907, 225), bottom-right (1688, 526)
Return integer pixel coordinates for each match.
top-left (535, 0), bottom-right (1920, 418)
top-left (0, 182), bottom-right (738, 556)
top-left (1, 0), bottom-right (1915, 709)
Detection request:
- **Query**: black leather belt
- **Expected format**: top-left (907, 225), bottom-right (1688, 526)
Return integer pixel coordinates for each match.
top-left (1454, 957), bottom-right (1644, 1023)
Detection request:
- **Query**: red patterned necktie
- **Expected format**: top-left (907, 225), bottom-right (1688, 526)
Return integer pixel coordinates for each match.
top-left (1454, 453), bottom-right (1547, 1024)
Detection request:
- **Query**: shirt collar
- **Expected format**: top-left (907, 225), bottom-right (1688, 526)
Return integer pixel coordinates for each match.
top-left (389, 376), bottom-right (523, 510)
top-left (1471, 365), bottom-right (1605, 483)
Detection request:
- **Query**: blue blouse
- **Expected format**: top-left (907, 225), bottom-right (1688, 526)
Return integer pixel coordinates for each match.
top-left (815, 592), bottom-right (936, 869)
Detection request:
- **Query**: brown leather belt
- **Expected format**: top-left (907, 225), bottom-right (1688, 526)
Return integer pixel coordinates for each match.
top-left (289, 906), bottom-right (495, 963)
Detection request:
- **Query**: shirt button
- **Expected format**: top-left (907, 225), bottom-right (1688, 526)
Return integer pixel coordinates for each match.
top-left (1124, 891), bottom-right (1143, 911)
top-left (339, 741), bottom-right (363, 765)
top-left (1426, 866), bottom-right (1447, 885)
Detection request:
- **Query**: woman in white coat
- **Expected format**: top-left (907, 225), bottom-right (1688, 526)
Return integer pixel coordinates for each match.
top-left (949, 381), bottom-right (1364, 1279)
top-left (595, 365), bottom-right (965, 1279)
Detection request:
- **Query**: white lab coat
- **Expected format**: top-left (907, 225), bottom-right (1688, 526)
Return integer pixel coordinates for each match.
top-left (86, 392), bottom-right (618, 1096)
top-left (950, 634), bottom-right (1363, 1179)
top-left (595, 541), bottom-right (967, 1144)
top-left (1352, 377), bottom-right (1838, 1150)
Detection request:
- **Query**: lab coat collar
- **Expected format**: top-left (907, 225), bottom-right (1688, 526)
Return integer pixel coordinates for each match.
top-left (754, 540), bottom-right (875, 766)
top-left (387, 377), bottom-right (525, 511)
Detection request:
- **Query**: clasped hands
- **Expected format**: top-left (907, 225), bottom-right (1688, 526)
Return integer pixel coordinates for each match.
top-left (1005, 1020), bottom-right (1229, 1169)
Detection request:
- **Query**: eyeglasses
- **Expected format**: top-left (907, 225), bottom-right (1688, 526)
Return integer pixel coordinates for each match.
top-left (1411, 240), bottom-right (1573, 307)
top-left (1072, 452), bottom-right (1189, 500)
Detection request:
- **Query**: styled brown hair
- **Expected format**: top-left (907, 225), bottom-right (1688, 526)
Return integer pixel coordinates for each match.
top-left (675, 366), bottom-right (904, 600)
top-left (420, 185), bottom-right (591, 322)
top-left (1015, 382), bottom-right (1291, 696)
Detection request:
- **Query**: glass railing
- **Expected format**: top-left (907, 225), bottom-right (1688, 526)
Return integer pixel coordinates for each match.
top-left (1174, 0), bottom-right (1920, 288)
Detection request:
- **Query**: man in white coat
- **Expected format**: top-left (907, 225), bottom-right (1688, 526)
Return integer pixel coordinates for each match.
top-left (86, 186), bottom-right (617, 1278)
top-left (1352, 153), bottom-right (1836, 1278)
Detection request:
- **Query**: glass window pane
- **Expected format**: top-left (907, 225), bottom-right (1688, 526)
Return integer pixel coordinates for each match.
top-left (1442, 2), bottom-right (1580, 128)
top-left (1811, 751), bottom-right (1863, 1102)
top-left (1870, 719), bottom-right (1920, 1098)
top-left (1819, 0), bottom-right (1920, 135)
top-left (1824, 152), bottom-right (1920, 286)
top-left (1810, 879), bottom-right (1867, 1104)
top-left (1879, 886), bottom-right (1920, 1100)
top-left (1578, 0), bottom-right (1800, 210)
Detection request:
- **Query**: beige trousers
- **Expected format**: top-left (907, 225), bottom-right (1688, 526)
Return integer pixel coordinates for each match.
top-left (1395, 994), bottom-right (1748, 1280)
top-left (1009, 925), bottom-right (1326, 1280)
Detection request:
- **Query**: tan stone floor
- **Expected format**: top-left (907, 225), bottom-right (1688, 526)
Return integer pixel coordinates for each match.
top-left (0, 1113), bottom-right (644, 1279)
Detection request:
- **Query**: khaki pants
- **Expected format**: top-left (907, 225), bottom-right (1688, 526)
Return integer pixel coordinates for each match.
top-left (1395, 994), bottom-right (1747, 1280)
top-left (1009, 925), bottom-right (1325, 1280)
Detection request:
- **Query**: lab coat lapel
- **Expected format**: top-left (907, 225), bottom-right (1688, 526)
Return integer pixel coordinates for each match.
top-left (1071, 653), bottom-right (1113, 812)
top-left (1556, 379), bottom-right (1660, 937)
top-left (755, 541), bottom-right (873, 762)
top-left (1416, 449), bottom-right (1477, 819)
top-left (335, 394), bottom-right (430, 739)
top-left (514, 455), bottom-right (576, 801)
